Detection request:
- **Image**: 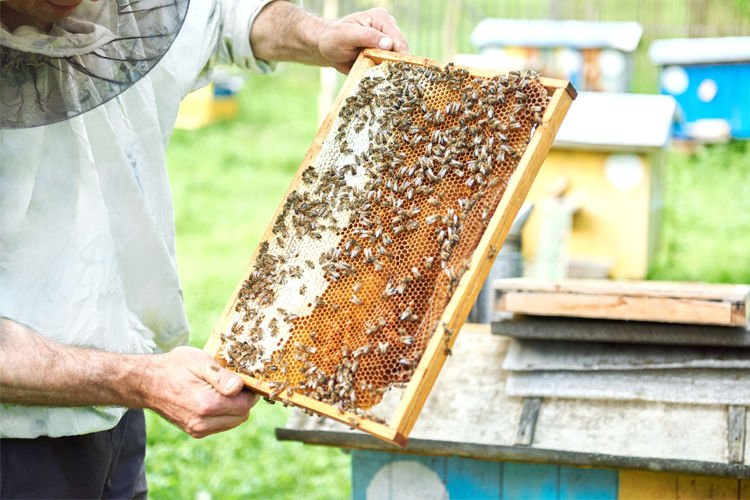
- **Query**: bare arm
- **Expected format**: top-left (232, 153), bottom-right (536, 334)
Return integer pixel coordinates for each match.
top-left (0, 318), bottom-right (257, 438)
top-left (250, 2), bottom-right (409, 73)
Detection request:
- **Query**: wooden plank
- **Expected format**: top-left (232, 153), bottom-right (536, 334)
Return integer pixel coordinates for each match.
top-left (559, 466), bottom-right (618, 500)
top-left (445, 457), bottom-right (501, 500)
top-left (276, 428), bottom-right (750, 478)
top-left (494, 278), bottom-right (750, 303)
top-left (502, 462), bottom-right (559, 499)
top-left (497, 291), bottom-right (740, 326)
top-left (676, 474), bottom-right (740, 499)
top-left (729, 406), bottom-right (747, 465)
top-left (354, 453), bottom-right (449, 500)
top-left (619, 470), bottom-right (677, 500)
top-left (352, 450), bottom-right (393, 500)
top-left (391, 83), bottom-right (575, 438)
top-left (206, 48), bottom-right (575, 446)
top-left (515, 397), bottom-right (543, 446)
top-left (491, 316), bottom-right (750, 347)
top-left (741, 479), bottom-right (750, 498)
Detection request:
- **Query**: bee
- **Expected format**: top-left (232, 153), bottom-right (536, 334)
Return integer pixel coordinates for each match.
top-left (442, 322), bottom-right (455, 337)
top-left (399, 306), bottom-right (413, 321)
top-left (299, 284), bottom-right (307, 295)
top-left (350, 295), bottom-right (363, 305)
top-left (411, 266), bottom-right (421, 280)
top-left (377, 342), bottom-right (389, 354)
top-left (488, 245), bottom-right (498, 260)
top-left (399, 358), bottom-right (415, 368)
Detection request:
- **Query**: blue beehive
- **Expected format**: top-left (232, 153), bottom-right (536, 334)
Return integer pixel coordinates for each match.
top-left (649, 37), bottom-right (750, 140)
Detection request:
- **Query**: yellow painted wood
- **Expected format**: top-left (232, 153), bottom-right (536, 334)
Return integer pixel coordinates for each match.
top-left (676, 474), bottom-right (739, 499)
top-left (619, 470), bottom-right (677, 500)
top-left (521, 149), bottom-right (657, 279)
top-left (740, 479), bottom-right (750, 499)
top-left (619, 470), bottom-right (742, 500)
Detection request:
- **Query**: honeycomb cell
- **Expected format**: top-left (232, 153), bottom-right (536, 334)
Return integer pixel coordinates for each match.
top-left (220, 61), bottom-right (549, 416)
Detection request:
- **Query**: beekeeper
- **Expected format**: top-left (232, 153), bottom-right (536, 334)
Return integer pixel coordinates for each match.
top-left (0, 0), bottom-right (408, 497)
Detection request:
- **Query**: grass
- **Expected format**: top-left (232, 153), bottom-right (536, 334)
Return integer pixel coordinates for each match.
top-left (649, 141), bottom-right (750, 284)
top-left (147, 60), bottom-right (750, 498)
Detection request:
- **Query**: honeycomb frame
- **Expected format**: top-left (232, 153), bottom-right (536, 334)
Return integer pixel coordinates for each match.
top-left (204, 49), bottom-right (576, 446)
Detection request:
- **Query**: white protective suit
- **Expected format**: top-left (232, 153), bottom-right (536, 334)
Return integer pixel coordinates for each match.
top-left (0, 0), bottom-right (275, 438)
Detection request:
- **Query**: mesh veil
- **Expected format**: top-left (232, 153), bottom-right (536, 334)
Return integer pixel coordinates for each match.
top-left (0, 0), bottom-right (189, 128)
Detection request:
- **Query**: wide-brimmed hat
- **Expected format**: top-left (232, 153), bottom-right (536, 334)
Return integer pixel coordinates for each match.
top-left (0, 0), bottom-right (189, 128)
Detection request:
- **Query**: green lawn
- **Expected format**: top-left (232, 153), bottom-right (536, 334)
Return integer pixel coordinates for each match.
top-left (147, 61), bottom-right (750, 499)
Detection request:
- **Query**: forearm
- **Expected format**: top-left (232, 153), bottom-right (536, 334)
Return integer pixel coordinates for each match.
top-left (251, 1), bottom-right (329, 66)
top-left (0, 318), bottom-right (150, 408)
top-left (0, 317), bottom-right (257, 438)
top-left (250, 2), bottom-right (408, 74)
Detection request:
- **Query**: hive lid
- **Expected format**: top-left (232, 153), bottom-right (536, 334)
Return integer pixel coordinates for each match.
top-left (471, 19), bottom-right (643, 52)
top-left (649, 37), bottom-right (750, 65)
top-left (553, 92), bottom-right (676, 151)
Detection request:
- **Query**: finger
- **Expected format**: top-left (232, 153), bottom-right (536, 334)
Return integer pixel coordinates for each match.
top-left (365, 8), bottom-right (409, 53)
top-left (189, 414), bottom-right (251, 438)
top-left (203, 362), bottom-right (245, 397)
top-left (223, 390), bottom-right (260, 417)
top-left (340, 23), bottom-right (396, 52)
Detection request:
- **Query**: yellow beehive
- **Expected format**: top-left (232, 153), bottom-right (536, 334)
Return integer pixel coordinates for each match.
top-left (521, 92), bottom-right (676, 279)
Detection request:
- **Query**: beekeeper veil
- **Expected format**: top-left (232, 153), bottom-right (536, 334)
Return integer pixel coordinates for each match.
top-left (0, 0), bottom-right (189, 128)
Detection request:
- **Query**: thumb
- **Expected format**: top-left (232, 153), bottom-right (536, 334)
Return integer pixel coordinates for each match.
top-left (204, 361), bottom-right (244, 396)
top-left (345, 24), bottom-right (394, 51)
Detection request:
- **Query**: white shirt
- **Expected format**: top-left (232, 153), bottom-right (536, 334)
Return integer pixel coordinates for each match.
top-left (0, 0), bottom-right (274, 438)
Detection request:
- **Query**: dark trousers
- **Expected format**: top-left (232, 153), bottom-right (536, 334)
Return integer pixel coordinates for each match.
top-left (0, 409), bottom-right (147, 499)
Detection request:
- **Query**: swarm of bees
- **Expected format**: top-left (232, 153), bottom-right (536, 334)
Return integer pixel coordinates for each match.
top-left (221, 60), bottom-right (549, 421)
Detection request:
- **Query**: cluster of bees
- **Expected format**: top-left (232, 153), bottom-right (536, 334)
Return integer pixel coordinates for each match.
top-left (221, 60), bottom-right (548, 422)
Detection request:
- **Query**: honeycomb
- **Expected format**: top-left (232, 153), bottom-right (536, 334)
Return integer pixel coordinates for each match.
top-left (220, 60), bottom-right (549, 420)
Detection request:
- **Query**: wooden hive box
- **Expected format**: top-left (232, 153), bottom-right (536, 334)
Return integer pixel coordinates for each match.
top-left (204, 49), bottom-right (576, 445)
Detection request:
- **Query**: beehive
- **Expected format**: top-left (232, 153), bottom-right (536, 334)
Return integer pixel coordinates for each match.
top-left (204, 49), bottom-right (576, 445)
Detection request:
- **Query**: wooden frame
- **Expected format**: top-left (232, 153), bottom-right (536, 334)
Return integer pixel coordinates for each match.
top-left (205, 49), bottom-right (576, 446)
top-left (494, 278), bottom-right (750, 327)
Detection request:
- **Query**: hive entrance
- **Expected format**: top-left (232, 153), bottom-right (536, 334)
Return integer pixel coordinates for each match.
top-left (206, 49), bottom-right (575, 445)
